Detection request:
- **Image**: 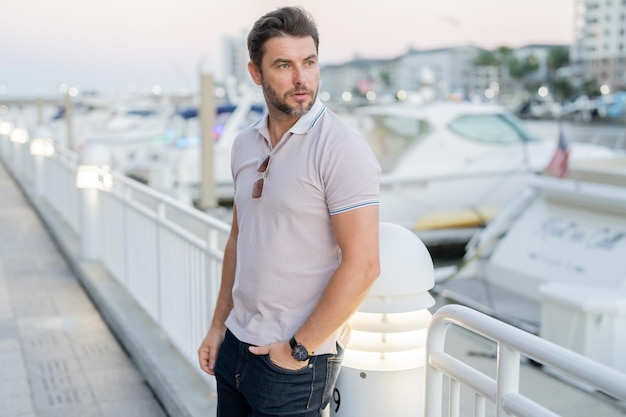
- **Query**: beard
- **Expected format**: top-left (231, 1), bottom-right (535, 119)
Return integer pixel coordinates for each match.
top-left (261, 77), bottom-right (317, 117)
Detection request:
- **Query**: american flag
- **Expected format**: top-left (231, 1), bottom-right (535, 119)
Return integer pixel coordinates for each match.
top-left (546, 126), bottom-right (570, 178)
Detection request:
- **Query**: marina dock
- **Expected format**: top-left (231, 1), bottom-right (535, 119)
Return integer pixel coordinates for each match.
top-left (0, 162), bottom-right (214, 417)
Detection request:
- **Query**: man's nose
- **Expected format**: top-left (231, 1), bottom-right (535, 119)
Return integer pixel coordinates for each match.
top-left (293, 66), bottom-right (307, 85)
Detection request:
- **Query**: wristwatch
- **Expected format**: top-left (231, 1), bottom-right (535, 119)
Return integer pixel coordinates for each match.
top-left (289, 335), bottom-right (311, 361)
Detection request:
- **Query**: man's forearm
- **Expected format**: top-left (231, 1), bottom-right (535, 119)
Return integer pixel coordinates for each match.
top-left (295, 205), bottom-right (380, 353)
top-left (211, 234), bottom-right (237, 329)
top-left (295, 259), bottom-right (378, 353)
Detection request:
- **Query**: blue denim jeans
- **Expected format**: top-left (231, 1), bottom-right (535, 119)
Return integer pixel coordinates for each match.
top-left (215, 329), bottom-right (344, 417)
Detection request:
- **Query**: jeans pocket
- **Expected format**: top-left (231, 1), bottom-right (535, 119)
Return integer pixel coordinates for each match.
top-left (264, 355), bottom-right (310, 373)
top-left (321, 353), bottom-right (343, 412)
top-left (253, 355), bottom-right (316, 415)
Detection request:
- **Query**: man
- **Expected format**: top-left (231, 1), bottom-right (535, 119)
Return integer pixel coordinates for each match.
top-left (198, 6), bottom-right (381, 417)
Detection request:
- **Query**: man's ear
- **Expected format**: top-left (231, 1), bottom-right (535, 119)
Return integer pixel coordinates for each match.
top-left (248, 61), bottom-right (262, 86)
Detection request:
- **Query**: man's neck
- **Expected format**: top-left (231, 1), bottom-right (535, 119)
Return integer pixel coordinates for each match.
top-left (267, 109), bottom-right (300, 147)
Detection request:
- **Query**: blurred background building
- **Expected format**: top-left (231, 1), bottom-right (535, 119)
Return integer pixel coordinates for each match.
top-left (217, 0), bottom-right (626, 109)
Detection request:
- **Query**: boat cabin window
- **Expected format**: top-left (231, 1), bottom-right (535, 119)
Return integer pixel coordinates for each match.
top-left (358, 114), bottom-right (431, 171)
top-left (448, 114), bottom-right (540, 144)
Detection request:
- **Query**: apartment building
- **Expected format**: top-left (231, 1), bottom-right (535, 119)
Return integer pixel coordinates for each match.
top-left (320, 46), bottom-right (485, 102)
top-left (572, 0), bottom-right (626, 91)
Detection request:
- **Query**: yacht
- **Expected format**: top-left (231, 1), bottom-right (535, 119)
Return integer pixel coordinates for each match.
top-left (435, 156), bottom-right (626, 373)
top-left (343, 100), bottom-right (617, 250)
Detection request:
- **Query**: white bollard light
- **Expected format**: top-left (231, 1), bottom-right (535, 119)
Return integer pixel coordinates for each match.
top-left (9, 127), bottom-right (29, 144)
top-left (331, 222), bottom-right (435, 417)
top-left (0, 120), bottom-right (14, 136)
top-left (0, 119), bottom-right (13, 160)
top-left (9, 126), bottom-right (29, 173)
top-left (76, 142), bottom-right (112, 260)
top-left (30, 126), bottom-right (55, 197)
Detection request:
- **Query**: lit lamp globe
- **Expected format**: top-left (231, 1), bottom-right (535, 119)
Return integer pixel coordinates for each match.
top-left (30, 126), bottom-right (55, 157)
top-left (331, 222), bottom-right (435, 417)
top-left (76, 142), bottom-right (112, 190)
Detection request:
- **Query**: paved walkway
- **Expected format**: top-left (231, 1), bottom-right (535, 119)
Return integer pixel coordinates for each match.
top-left (0, 162), bottom-right (168, 417)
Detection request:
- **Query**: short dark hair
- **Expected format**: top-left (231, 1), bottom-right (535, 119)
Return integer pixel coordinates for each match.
top-left (247, 6), bottom-right (319, 69)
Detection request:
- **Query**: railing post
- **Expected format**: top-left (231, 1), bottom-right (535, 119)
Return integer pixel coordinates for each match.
top-left (496, 344), bottom-right (520, 417)
top-left (198, 60), bottom-right (217, 210)
top-left (424, 319), bottom-right (447, 417)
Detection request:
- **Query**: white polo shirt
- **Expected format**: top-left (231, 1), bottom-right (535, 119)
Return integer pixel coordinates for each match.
top-left (225, 99), bottom-right (381, 355)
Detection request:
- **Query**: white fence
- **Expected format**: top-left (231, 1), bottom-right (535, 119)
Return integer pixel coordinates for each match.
top-left (0, 134), bottom-right (230, 376)
top-left (2, 130), bottom-right (626, 417)
top-left (425, 304), bottom-right (626, 417)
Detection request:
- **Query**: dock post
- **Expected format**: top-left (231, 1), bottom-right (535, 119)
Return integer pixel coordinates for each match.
top-left (198, 61), bottom-right (217, 210)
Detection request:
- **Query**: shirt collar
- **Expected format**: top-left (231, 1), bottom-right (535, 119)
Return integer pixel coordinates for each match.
top-left (255, 98), bottom-right (327, 137)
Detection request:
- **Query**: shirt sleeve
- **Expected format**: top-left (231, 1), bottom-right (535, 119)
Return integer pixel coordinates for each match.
top-left (322, 123), bottom-right (381, 215)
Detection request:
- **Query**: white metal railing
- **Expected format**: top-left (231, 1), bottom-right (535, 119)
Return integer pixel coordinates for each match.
top-left (96, 171), bottom-right (230, 363)
top-left (0, 134), bottom-right (230, 384)
top-left (40, 145), bottom-right (80, 232)
top-left (425, 304), bottom-right (626, 417)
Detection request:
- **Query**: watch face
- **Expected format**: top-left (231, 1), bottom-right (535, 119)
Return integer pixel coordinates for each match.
top-left (292, 344), bottom-right (309, 361)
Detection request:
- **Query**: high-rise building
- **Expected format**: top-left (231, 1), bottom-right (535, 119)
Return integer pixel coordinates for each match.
top-left (222, 31), bottom-right (252, 90)
top-left (572, 0), bottom-right (626, 91)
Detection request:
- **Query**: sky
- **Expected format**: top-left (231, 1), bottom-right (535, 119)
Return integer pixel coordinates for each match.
top-left (0, 0), bottom-right (576, 97)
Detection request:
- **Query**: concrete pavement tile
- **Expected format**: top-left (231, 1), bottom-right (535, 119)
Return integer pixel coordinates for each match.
top-left (0, 394), bottom-right (34, 417)
top-left (0, 304), bottom-right (13, 319)
top-left (29, 372), bottom-right (88, 390)
top-left (84, 367), bottom-right (145, 386)
top-left (73, 339), bottom-right (134, 371)
top-left (11, 296), bottom-right (55, 317)
top-left (0, 351), bottom-right (27, 379)
top-left (0, 320), bottom-right (18, 341)
top-left (63, 317), bottom-right (111, 339)
top-left (19, 315), bottom-right (102, 336)
top-left (54, 299), bottom-right (99, 315)
top-left (25, 356), bottom-right (82, 377)
top-left (2, 262), bottom-right (44, 278)
top-left (29, 372), bottom-right (96, 411)
top-left (5, 277), bottom-right (50, 293)
top-left (44, 279), bottom-right (85, 295)
top-left (73, 338), bottom-right (126, 359)
top-left (0, 338), bottom-right (20, 352)
top-left (36, 406), bottom-right (101, 417)
top-left (0, 376), bottom-right (30, 399)
top-left (90, 379), bottom-right (155, 403)
top-left (18, 329), bottom-right (71, 352)
top-left (17, 311), bottom-right (103, 336)
top-left (8, 273), bottom-right (72, 291)
top-left (31, 383), bottom-right (95, 410)
top-left (99, 399), bottom-right (167, 417)
top-left (76, 348), bottom-right (134, 371)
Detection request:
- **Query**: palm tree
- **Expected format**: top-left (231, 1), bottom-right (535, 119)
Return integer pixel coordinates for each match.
top-left (473, 46), bottom-right (515, 95)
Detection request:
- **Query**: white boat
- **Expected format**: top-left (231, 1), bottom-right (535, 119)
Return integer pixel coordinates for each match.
top-left (44, 92), bottom-right (265, 204)
top-left (342, 101), bottom-right (617, 250)
top-left (154, 95), bottom-right (266, 203)
top-left (435, 157), bottom-right (626, 373)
